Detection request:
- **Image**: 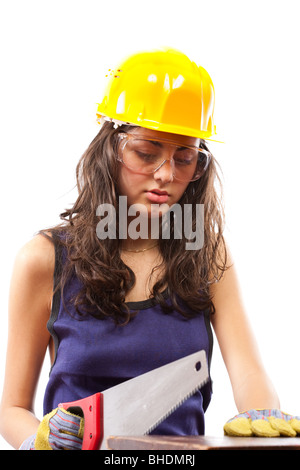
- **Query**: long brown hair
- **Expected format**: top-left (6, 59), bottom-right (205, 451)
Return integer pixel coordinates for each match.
top-left (41, 121), bottom-right (227, 324)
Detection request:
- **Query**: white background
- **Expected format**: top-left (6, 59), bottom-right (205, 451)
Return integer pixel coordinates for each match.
top-left (1, 0), bottom-right (300, 450)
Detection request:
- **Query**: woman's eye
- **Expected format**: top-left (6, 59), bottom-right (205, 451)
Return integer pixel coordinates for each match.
top-left (175, 159), bottom-right (191, 166)
top-left (136, 151), bottom-right (157, 160)
top-left (174, 153), bottom-right (195, 166)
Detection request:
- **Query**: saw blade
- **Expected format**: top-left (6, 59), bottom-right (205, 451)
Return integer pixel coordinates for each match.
top-left (100, 350), bottom-right (209, 449)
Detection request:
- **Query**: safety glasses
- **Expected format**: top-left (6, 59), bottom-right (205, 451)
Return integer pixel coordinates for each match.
top-left (117, 133), bottom-right (211, 182)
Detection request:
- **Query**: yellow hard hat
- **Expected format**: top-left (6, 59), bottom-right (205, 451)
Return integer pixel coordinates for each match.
top-left (96, 48), bottom-right (217, 140)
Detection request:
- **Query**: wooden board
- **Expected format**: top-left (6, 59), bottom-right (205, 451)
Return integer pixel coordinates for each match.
top-left (106, 435), bottom-right (300, 450)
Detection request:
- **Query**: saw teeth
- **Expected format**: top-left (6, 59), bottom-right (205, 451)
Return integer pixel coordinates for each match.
top-left (144, 378), bottom-right (209, 435)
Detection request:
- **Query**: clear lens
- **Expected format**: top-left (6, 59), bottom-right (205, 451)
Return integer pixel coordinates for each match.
top-left (118, 134), bottom-right (211, 182)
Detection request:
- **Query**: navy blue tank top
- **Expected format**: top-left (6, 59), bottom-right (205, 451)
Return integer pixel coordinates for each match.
top-left (43, 236), bottom-right (213, 435)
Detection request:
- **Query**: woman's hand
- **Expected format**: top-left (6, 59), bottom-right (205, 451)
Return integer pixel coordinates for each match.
top-left (19, 408), bottom-right (84, 450)
top-left (224, 409), bottom-right (300, 437)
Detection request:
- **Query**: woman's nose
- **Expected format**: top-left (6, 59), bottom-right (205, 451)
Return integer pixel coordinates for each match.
top-left (153, 159), bottom-right (175, 184)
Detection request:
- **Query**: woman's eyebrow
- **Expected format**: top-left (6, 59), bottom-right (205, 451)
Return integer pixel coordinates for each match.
top-left (138, 138), bottom-right (194, 151)
top-left (139, 139), bottom-right (163, 147)
top-left (140, 139), bottom-right (190, 149)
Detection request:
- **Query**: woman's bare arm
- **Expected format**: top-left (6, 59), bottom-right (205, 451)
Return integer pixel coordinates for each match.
top-left (0, 235), bottom-right (55, 449)
top-left (210, 250), bottom-right (280, 412)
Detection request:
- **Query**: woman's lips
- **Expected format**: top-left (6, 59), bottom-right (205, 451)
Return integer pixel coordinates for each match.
top-left (145, 189), bottom-right (170, 204)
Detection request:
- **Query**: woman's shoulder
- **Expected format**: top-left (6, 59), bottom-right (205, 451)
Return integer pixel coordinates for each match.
top-left (9, 233), bottom-right (57, 316)
top-left (14, 232), bottom-right (55, 281)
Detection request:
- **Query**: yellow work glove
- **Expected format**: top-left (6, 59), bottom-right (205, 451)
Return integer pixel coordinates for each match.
top-left (224, 409), bottom-right (300, 437)
top-left (34, 408), bottom-right (84, 450)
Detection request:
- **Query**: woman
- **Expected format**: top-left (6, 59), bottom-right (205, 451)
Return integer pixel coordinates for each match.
top-left (0, 48), bottom-right (297, 450)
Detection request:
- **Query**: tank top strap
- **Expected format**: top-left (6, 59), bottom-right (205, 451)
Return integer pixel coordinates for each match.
top-left (47, 231), bottom-right (64, 373)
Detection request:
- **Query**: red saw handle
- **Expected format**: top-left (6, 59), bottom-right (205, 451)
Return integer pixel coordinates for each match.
top-left (59, 392), bottom-right (103, 450)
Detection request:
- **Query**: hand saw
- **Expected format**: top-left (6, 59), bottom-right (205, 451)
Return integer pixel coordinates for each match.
top-left (59, 349), bottom-right (209, 450)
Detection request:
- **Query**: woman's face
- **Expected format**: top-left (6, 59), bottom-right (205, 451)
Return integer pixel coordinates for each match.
top-left (116, 127), bottom-right (200, 217)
